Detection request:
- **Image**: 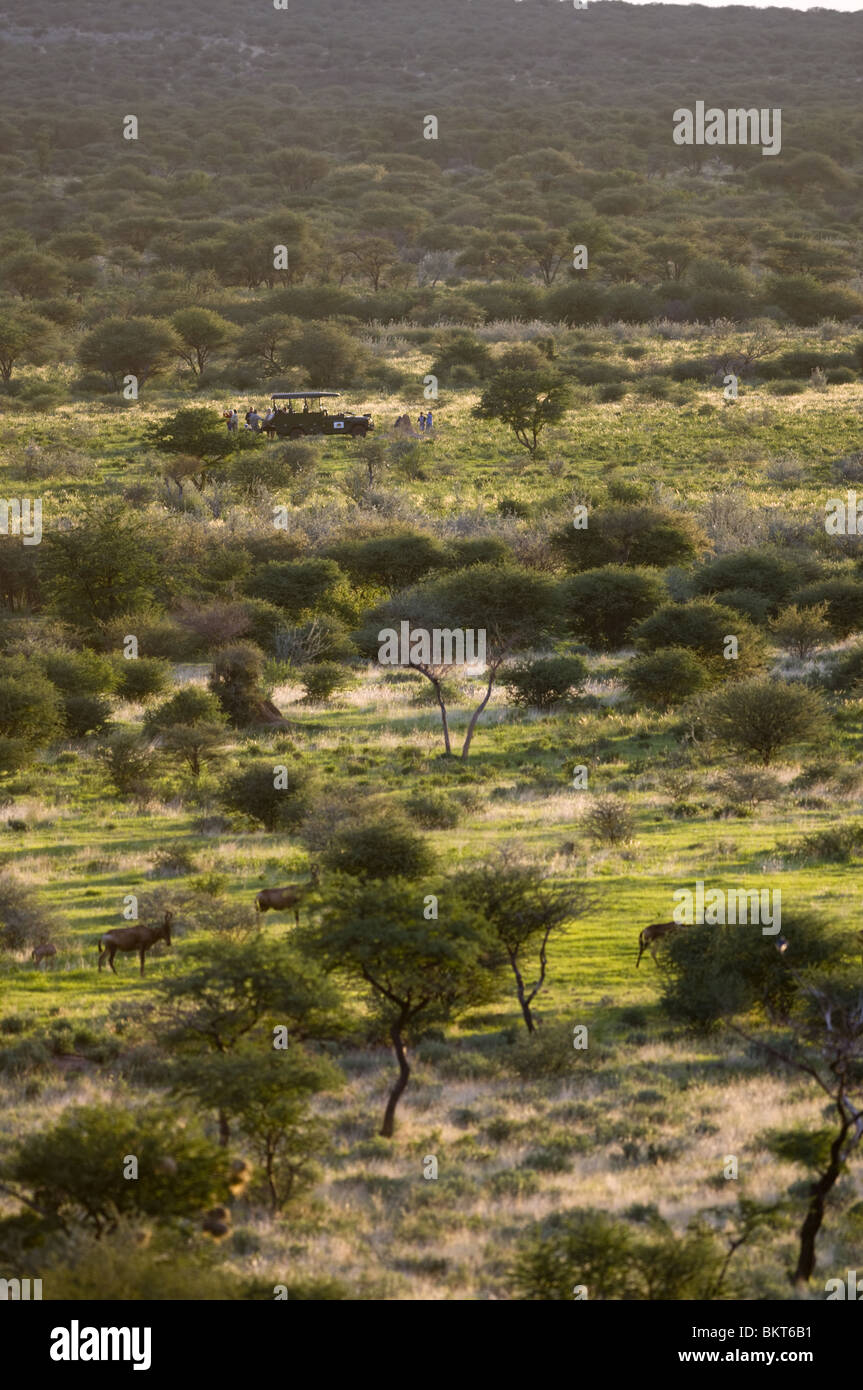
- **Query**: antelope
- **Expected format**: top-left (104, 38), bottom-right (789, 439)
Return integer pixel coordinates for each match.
top-left (255, 866), bottom-right (320, 924)
top-left (31, 943), bottom-right (57, 967)
top-left (636, 920), bottom-right (682, 968)
top-left (98, 911), bottom-right (173, 977)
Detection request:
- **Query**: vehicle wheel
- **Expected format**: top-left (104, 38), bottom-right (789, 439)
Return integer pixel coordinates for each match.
top-left (287, 427), bottom-right (305, 440)
top-left (349, 424), bottom-right (366, 438)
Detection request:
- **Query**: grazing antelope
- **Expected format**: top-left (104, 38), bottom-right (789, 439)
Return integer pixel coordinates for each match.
top-left (636, 920), bottom-right (681, 968)
top-left (255, 866), bottom-right (320, 924)
top-left (98, 911), bottom-right (173, 977)
top-left (31, 943), bottom-right (57, 967)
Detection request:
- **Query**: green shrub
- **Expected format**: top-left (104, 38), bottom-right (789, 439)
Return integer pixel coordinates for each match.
top-left (788, 823), bottom-right (863, 864)
top-left (298, 662), bottom-right (357, 702)
top-left (659, 912), bottom-right (845, 1029)
top-left (692, 548), bottom-right (806, 611)
top-left (95, 729), bottom-right (158, 795)
top-left (0, 873), bottom-right (58, 952)
top-left (321, 820), bottom-right (436, 880)
top-left (585, 795), bottom-right (635, 846)
top-left (701, 677), bottom-right (829, 764)
top-left (553, 506), bottom-right (705, 572)
top-left (624, 647), bottom-right (710, 708)
top-left (62, 693), bottom-right (113, 738)
top-left (41, 1231), bottom-right (245, 1300)
top-left (508, 1207), bottom-right (726, 1301)
top-left (826, 642), bottom-right (863, 692)
top-left (597, 382), bottom-right (628, 402)
top-left (404, 790), bottom-right (463, 829)
top-left (11, 1103), bottom-right (234, 1231)
top-left (39, 648), bottom-right (118, 696)
top-left (791, 579), bottom-right (863, 639)
top-left (559, 566), bottom-right (665, 650)
top-left (487, 1169), bottom-right (542, 1199)
top-left (219, 761), bottom-right (311, 831)
top-left (710, 587), bottom-right (771, 624)
top-left (325, 532), bottom-right (449, 589)
top-left (115, 658), bottom-right (172, 702)
top-left (634, 600), bottom-right (767, 674)
top-left (248, 558), bottom-right (345, 618)
top-left (503, 655), bottom-right (588, 709)
top-left (145, 686), bottom-right (225, 730)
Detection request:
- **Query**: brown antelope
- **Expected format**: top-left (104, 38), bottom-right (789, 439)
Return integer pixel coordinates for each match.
top-left (636, 920), bottom-right (681, 968)
top-left (255, 866), bottom-right (320, 924)
top-left (98, 911), bottom-right (173, 977)
top-left (31, 943), bottom-right (57, 967)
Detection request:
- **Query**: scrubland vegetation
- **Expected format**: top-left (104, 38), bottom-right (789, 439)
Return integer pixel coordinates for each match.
top-left (1, 0), bottom-right (863, 1301)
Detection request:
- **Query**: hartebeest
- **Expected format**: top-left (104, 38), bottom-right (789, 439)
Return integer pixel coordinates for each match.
top-left (255, 866), bottom-right (320, 924)
top-left (636, 920), bottom-right (681, 968)
top-left (31, 943), bottom-right (57, 967)
top-left (98, 911), bottom-right (173, 977)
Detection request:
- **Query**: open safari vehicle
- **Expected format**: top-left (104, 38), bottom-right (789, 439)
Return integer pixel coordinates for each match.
top-left (266, 391), bottom-right (373, 439)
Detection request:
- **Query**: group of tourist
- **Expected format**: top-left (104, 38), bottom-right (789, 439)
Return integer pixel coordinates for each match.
top-left (223, 406), bottom-right (279, 434)
top-left (393, 410), bottom-right (434, 436)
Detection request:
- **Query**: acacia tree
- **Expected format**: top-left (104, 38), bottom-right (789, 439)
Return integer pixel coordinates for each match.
top-left (743, 969), bottom-right (863, 1287)
top-left (355, 563), bottom-right (560, 758)
top-left (661, 920), bottom-right (862, 1285)
top-left (172, 1049), bottom-right (342, 1211)
top-left (473, 366), bottom-right (572, 455)
top-left (0, 309), bottom-right (56, 382)
top-left (41, 499), bottom-right (161, 627)
top-left (455, 849), bottom-right (596, 1032)
top-left (300, 878), bottom-right (500, 1136)
top-left (151, 935), bottom-right (341, 1145)
top-left (77, 315), bottom-right (182, 389)
top-left (171, 307), bottom-right (235, 376)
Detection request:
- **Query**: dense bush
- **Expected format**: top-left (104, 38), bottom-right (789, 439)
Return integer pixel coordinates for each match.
top-left (553, 506), bottom-right (706, 572)
top-left (298, 662), bottom-right (357, 702)
top-left (0, 874), bottom-right (55, 952)
top-left (325, 533), bottom-right (450, 590)
top-left (691, 548), bottom-right (809, 613)
top-left (790, 578), bottom-right (863, 638)
top-left (701, 677), bottom-right (829, 764)
top-left (403, 790), bottom-right (463, 829)
top-left (115, 657), bottom-right (172, 702)
top-left (10, 1103), bottom-right (234, 1233)
top-left (659, 912), bottom-right (847, 1028)
top-left (219, 761), bottom-right (311, 830)
top-left (503, 655), bottom-right (588, 709)
top-left (146, 686), bottom-right (226, 731)
top-left (62, 692), bottom-right (113, 737)
top-left (634, 600), bottom-right (767, 674)
top-left (559, 566), bottom-right (665, 650)
top-left (624, 647), bottom-right (710, 708)
top-left (509, 1207), bottom-right (725, 1300)
top-left (248, 559), bottom-right (345, 619)
top-left (208, 644), bottom-right (268, 727)
top-left (321, 820), bottom-right (436, 880)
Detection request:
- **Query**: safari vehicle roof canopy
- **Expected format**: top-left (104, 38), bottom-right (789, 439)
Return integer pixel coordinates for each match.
top-left (271, 391), bottom-right (341, 400)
